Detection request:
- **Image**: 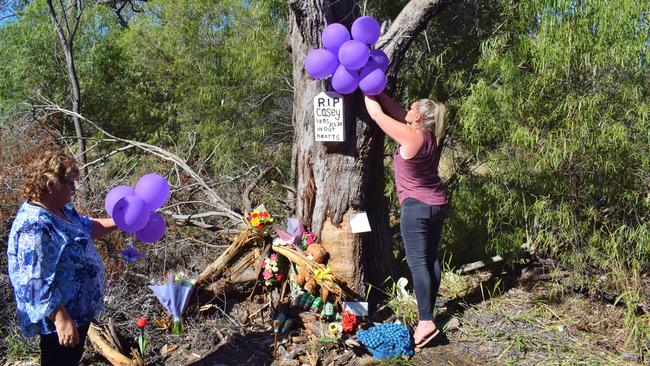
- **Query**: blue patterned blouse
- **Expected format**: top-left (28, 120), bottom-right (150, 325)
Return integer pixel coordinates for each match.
top-left (7, 202), bottom-right (105, 337)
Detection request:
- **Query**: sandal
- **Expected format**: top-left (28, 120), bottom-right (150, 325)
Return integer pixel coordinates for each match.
top-left (414, 328), bottom-right (440, 352)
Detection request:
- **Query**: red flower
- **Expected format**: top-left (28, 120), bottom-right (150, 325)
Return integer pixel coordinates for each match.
top-left (136, 317), bottom-right (148, 328)
top-left (275, 272), bottom-right (284, 281)
top-left (342, 311), bottom-right (357, 334)
top-left (261, 212), bottom-right (268, 217)
top-left (257, 224), bottom-right (263, 230)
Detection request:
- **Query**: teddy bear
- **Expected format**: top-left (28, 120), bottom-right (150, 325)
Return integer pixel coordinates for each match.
top-left (293, 244), bottom-right (329, 296)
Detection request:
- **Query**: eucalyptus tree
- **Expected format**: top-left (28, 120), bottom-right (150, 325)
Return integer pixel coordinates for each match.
top-left (46, 0), bottom-right (87, 171)
top-left (453, 0), bottom-right (650, 279)
top-left (288, 0), bottom-right (452, 293)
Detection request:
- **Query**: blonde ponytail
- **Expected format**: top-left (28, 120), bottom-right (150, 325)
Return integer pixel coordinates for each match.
top-left (416, 99), bottom-right (447, 147)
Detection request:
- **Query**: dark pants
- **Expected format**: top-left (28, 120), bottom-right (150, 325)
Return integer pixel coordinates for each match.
top-left (400, 198), bottom-right (448, 321)
top-left (40, 324), bottom-right (90, 366)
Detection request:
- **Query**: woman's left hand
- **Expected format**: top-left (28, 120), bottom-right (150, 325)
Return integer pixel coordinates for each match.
top-left (364, 95), bottom-right (384, 119)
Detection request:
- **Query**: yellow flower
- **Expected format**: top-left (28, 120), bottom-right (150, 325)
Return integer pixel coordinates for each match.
top-left (314, 267), bottom-right (333, 284)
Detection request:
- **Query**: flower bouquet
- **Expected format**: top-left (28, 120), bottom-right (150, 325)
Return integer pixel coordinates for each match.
top-left (300, 230), bottom-right (316, 250)
top-left (261, 253), bottom-right (288, 286)
top-left (148, 271), bottom-right (196, 334)
top-left (274, 217), bottom-right (316, 251)
top-left (246, 204), bottom-right (274, 236)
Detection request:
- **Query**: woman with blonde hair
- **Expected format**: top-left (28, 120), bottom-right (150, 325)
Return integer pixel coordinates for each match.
top-left (365, 93), bottom-right (448, 350)
top-left (7, 149), bottom-right (117, 366)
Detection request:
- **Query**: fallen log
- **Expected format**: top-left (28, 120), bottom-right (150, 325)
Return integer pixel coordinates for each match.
top-left (87, 323), bottom-right (142, 366)
top-left (457, 255), bottom-right (504, 274)
top-left (197, 228), bottom-right (258, 286)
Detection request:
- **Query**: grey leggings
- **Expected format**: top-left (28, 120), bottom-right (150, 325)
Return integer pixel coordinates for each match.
top-left (400, 198), bottom-right (448, 321)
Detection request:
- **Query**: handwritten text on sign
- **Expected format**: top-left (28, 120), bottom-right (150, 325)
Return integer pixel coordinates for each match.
top-left (313, 92), bottom-right (344, 142)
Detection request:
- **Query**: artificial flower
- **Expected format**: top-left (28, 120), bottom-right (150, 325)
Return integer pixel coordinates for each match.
top-left (314, 267), bottom-right (333, 284)
top-left (263, 270), bottom-right (273, 280)
top-left (136, 316), bottom-right (148, 328)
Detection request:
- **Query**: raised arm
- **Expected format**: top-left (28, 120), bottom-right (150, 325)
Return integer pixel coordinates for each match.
top-left (376, 93), bottom-right (408, 123)
top-left (364, 95), bottom-right (423, 158)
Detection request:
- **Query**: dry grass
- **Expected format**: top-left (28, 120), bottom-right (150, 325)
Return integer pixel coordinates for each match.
top-left (443, 285), bottom-right (643, 365)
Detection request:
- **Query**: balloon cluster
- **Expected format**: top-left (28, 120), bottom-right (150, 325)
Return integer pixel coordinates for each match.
top-left (105, 174), bottom-right (169, 243)
top-left (304, 16), bottom-right (389, 95)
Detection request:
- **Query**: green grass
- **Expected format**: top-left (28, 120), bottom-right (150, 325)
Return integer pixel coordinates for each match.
top-left (370, 277), bottom-right (420, 329)
top-left (2, 325), bottom-right (36, 360)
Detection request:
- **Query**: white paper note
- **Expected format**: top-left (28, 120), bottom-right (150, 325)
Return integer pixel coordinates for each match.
top-left (343, 301), bottom-right (369, 316)
top-left (349, 211), bottom-right (371, 233)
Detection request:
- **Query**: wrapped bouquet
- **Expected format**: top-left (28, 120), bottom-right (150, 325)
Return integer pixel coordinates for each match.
top-left (246, 204), bottom-right (274, 235)
top-left (261, 253), bottom-right (288, 286)
top-left (148, 271), bottom-right (196, 334)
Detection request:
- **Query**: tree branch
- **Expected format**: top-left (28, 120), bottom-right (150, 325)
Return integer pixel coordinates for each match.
top-left (47, 0), bottom-right (69, 48)
top-left (81, 144), bottom-right (136, 169)
top-left (31, 102), bottom-right (246, 227)
top-left (376, 0), bottom-right (454, 82)
top-left (242, 166), bottom-right (273, 213)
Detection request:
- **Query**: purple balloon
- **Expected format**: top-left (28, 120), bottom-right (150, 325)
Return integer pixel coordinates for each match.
top-left (135, 212), bottom-right (166, 243)
top-left (134, 174), bottom-right (170, 211)
top-left (113, 195), bottom-right (151, 233)
top-left (322, 23), bottom-right (350, 54)
top-left (331, 65), bottom-right (360, 94)
top-left (360, 61), bottom-right (380, 79)
top-left (304, 49), bottom-right (339, 79)
top-left (369, 49), bottom-right (389, 72)
top-left (351, 16), bottom-right (381, 45)
top-left (360, 67), bottom-right (387, 96)
top-left (105, 185), bottom-right (135, 217)
top-left (338, 40), bottom-right (369, 70)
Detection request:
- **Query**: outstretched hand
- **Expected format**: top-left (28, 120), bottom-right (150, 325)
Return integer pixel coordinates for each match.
top-left (364, 95), bottom-right (383, 119)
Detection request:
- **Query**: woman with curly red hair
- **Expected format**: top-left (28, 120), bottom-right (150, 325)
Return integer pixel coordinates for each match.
top-left (7, 149), bottom-right (117, 366)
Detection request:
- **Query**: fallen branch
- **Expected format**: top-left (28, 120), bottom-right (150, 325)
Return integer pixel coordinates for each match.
top-left (161, 209), bottom-right (243, 234)
top-left (81, 143), bottom-right (136, 170)
top-left (197, 229), bottom-right (258, 286)
top-left (87, 323), bottom-right (142, 366)
top-left (457, 255), bottom-right (504, 274)
top-left (29, 102), bottom-right (246, 226)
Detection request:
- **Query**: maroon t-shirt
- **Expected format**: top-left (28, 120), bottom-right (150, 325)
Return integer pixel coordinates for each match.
top-left (393, 131), bottom-right (447, 205)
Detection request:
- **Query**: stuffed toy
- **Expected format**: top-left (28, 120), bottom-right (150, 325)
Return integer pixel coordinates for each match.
top-left (293, 244), bottom-right (329, 296)
top-left (305, 243), bottom-right (328, 263)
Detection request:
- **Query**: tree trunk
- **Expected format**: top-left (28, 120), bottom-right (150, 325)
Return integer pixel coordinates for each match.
top-left (47, 0), bottom-right (87, 174)
top-left (288, 0), bottom-right (451, 295)
top-left (66, 48), bottom-right (87, 171)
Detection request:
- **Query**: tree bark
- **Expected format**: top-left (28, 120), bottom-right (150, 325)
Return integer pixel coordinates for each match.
top-left (46, 0), bottom-right (87, 173)
top-left (288, 0), bottom-right (452, 296)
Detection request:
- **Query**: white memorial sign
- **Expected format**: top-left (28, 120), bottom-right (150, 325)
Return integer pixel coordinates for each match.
top-left (313, 91), bottom-right (344, 142)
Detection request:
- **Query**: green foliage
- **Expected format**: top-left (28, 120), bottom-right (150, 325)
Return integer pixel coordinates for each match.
top-left (371, 278), bottom-right (420, 329)
top-left (0, 0), bottom-right (293, 175)
top-left (456, 0), bottom-right (650, 270)
top-left (0, 0), bottom-right (68, 110)
top-left (1, 325), bottom-right (36, 359)
top-left (615, 289), bottom-right (650, 356)
top-left (115, 0), bottom-right (292, 172)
